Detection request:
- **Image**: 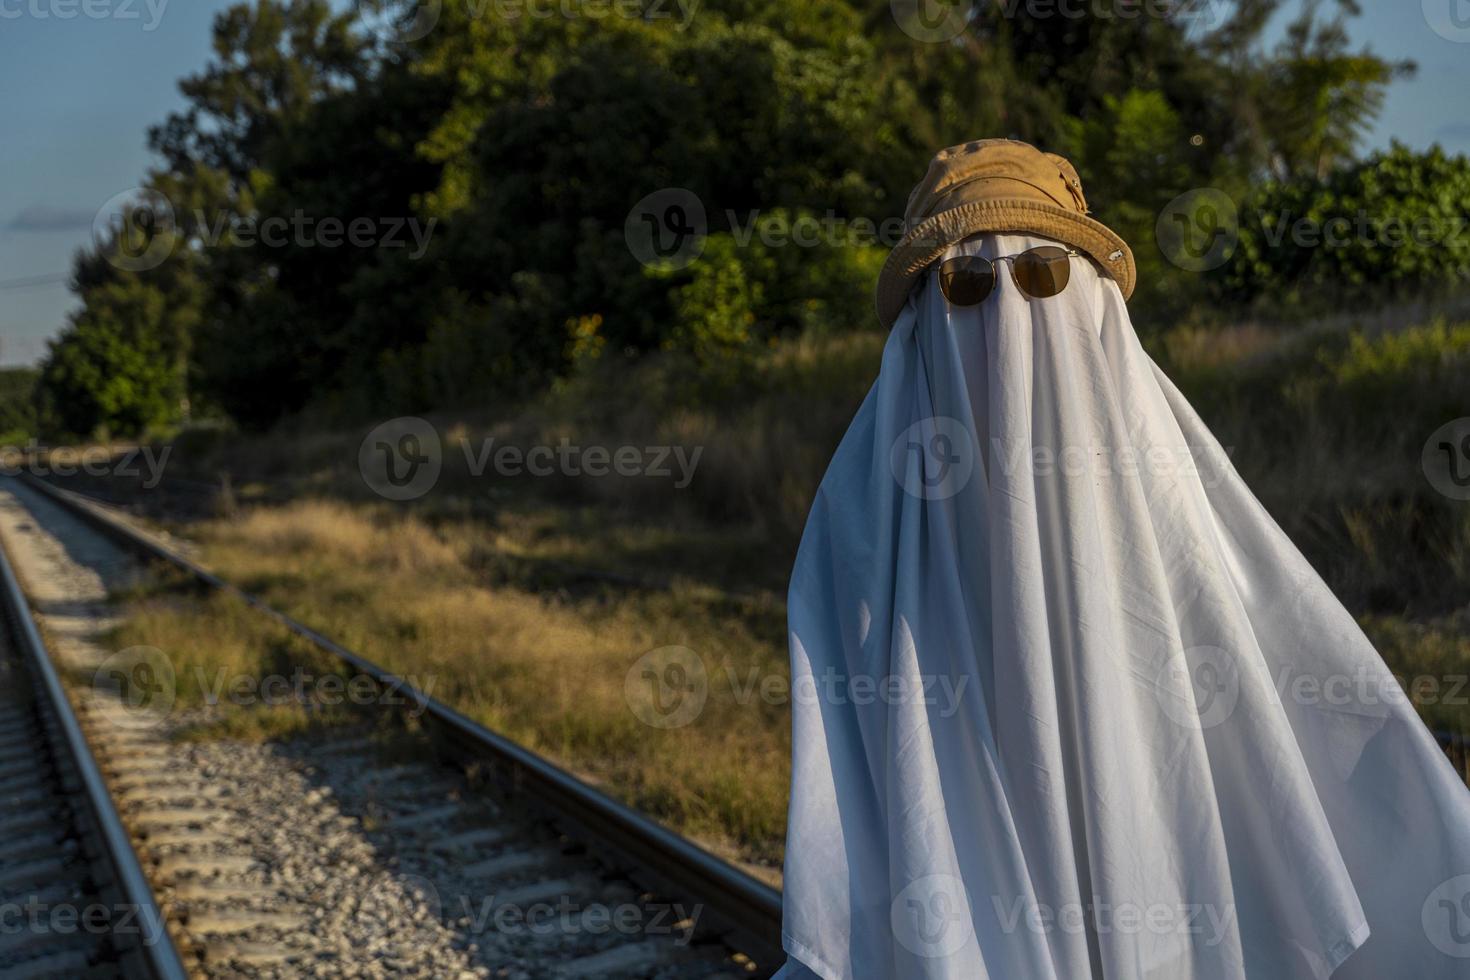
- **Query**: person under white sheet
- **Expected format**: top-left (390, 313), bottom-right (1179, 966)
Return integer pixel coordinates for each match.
top-left (770, 223), bottom-right (1470, 978)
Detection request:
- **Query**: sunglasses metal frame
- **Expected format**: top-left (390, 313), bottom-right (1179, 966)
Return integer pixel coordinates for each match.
top-left (938, 246), bottom-right (1081, 306)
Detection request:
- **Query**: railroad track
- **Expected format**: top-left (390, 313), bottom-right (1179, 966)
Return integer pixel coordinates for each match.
top-left (0, 504), bottom-right (187, 978)
top-left (0, 474), bottom-right (781, 978)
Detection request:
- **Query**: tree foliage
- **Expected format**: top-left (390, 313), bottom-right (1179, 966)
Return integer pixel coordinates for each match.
top-left (1220, 143), bottom-right (1470, 310)
top-left (36, 0), bottom-right (1426, 436)
top-left (0, 369), bottom-right (39, 444)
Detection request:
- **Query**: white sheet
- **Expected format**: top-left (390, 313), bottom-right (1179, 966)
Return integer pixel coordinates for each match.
top-left (772, 233), bottom-right (1470, 979)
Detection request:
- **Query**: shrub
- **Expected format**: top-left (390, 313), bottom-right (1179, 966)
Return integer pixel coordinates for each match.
top-left (1219, 144), bottom-right (1470, 311)
top-left (654, 209), bottom-right (885, 395)
top-left (0, 368), bottom-right (38, 445)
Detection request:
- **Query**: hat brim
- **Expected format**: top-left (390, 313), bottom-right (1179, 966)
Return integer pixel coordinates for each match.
top-left (875, 199), bottom-right (1136, 328)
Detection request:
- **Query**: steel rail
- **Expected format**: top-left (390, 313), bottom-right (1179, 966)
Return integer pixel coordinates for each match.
top-left (16, 472), bottom-right (785, 970)
top-left (0, 499), bottom-right (191, 980)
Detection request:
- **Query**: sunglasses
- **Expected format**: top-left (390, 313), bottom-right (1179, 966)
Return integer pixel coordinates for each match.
top-left (938, 245), bottom-right (1080, 306)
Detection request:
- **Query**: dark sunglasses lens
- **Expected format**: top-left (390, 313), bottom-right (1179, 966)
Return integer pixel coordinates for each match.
top-left (1012, 245), bottom-right (1072, 298)
top-left (939, 257), bottom-right (996, 306)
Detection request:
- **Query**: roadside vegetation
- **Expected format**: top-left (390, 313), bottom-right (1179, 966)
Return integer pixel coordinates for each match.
top-left (110, 500), bottom-right (793, 874)
top-left (77, 306), bottom-right (1470, 873)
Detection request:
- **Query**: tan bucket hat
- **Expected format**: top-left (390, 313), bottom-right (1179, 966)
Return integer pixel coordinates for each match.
top-left (875, 138), bottom-right (1136, 327)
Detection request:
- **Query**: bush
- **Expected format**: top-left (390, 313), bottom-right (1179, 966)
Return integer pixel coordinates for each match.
top-left (37, 281), bottom-right (186, 440)
top-left (1219, 144), bottom-right (1470, 311)
top-left (654, 209), bottom-right (885, 395)
top-left (0, 368), bottom-right (38, 445)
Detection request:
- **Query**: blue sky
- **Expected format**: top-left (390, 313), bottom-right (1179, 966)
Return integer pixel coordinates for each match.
top-left (3, 0), bottom-right (1469, 367)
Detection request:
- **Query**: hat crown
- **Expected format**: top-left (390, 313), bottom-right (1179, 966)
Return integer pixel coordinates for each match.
top-left (875, 136), bottom-right (1135, 329)
top-left (905, 139), bottom-right (1090, 224)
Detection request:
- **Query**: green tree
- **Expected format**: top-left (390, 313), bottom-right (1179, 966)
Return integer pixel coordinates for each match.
top-left (149, 0), bottom-right (370, 184)
top-left (38, 278), bottom-right (186, 439)
top-left (39, 0), bottom-right (1421, 435)
top-left (1241, 0), bottom-right (1413, 180)
top-left (0, 368), bottom-right (39, 444)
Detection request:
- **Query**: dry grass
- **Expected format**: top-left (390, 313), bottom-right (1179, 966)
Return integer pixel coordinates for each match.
top-left (1162, 320), bottom-right (1286, 373)
top-left (113, 500), bottom-right (793, 871)
top-left (147, 330), bottom-right (887, 583)
top-left (1359, 612), bottom-right (1470, 739)
top-left (103, 574), bottom-right (355, 742)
